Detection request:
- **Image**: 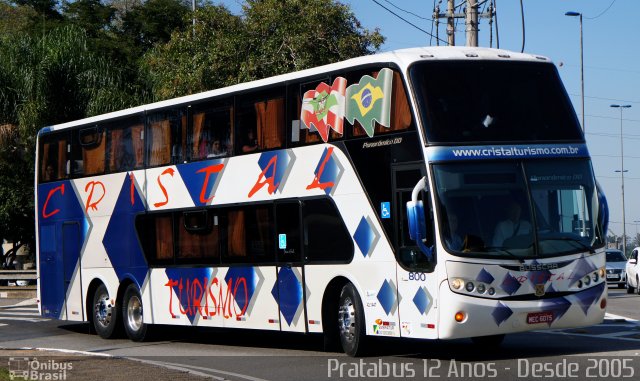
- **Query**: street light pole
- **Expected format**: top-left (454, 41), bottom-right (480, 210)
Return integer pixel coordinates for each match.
top-left (611, 104), bottom-right (631, 255)
top-left (565, 11), bottom-right (584, 132)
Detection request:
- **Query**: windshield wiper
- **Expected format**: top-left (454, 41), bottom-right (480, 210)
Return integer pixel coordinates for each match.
top-left (540, 236), bottom-right (595, 254)
top-left (485, 246), bottom-right (525, 263)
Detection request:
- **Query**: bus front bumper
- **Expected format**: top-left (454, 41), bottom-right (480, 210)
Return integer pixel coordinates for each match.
top-left (437, 282), bottom-right (606, 339)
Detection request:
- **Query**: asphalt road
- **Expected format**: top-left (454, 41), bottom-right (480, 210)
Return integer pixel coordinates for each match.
top-left (1, 287), bottom-right (639, 381)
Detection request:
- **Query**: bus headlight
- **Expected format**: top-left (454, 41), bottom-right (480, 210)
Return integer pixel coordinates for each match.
top-left (451, 278), bottom-right (464, 290)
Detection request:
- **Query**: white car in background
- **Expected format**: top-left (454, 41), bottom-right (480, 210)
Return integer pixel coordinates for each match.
top-left (606, 249), bottom-right (627, 288)
top-left (626, 247), bottom-right (640, 294)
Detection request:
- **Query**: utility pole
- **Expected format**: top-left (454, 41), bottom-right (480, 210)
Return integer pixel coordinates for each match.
top-left (466, 0), bottom-right (479, 47)
top-left (447, 0), bottom-right (455, 46)
top-left (434, 0), bottom-right (491, 47)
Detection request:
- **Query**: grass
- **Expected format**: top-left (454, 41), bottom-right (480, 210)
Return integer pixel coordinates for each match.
top-left (0, 367), bottom-right (25, 381)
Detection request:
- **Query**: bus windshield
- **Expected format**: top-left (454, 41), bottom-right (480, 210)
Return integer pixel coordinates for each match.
top-left (410, 61), bottom-right (583, 143)
top-left (434, 159), bottom-right (599, 259)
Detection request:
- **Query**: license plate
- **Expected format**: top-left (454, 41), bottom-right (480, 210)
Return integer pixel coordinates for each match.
top-left (527, 311), bottom-right (554, 324)
top-left (606, 274), bottom-right (618, 279)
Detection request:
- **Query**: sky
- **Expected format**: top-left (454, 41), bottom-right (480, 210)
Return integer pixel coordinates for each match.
top-left (220, 0), bottom-right (639, 241)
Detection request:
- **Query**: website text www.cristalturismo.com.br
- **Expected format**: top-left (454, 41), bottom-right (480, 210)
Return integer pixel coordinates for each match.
top-left (451, 145), bottom-right (581, 158)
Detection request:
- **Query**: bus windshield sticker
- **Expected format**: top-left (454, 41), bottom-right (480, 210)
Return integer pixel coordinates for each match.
top-left (301, 77), bottom-right (347, 142)
top-left (345, 68), bottom-right (393, 137)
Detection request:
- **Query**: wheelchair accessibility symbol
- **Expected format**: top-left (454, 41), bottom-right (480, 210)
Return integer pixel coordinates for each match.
top-left (381, 202), bottom-right (390, 219)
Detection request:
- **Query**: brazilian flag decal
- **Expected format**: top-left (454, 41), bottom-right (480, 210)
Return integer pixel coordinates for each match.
top-left (345, 68), bottom-right (393, 137)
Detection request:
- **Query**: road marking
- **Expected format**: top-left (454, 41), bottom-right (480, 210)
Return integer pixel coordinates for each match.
top-left (0, 311), bottom-right (40, 316)
top-left (605, 312), bottom-right (639, 323)
top-left (0, 298), bottom-right (37, 308)
top-left (0, 323), bottom-right (7, 327)
top-left (0, 317), bottom-right (49, 322)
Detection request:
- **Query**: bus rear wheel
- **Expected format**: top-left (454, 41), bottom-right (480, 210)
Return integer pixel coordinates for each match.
top-left (122, 284), bottom-right (148, 341)
top-left (338, 283), bottom-right (367, 357)
top-left (92, 284), bottom-right (121, 339)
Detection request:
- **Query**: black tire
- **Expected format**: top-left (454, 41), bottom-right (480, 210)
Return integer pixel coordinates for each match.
top-left (471, 334), bottom-right (506, 347)
top-left (627, 278), bottom-right (635, 294)
top-left (337, 283), bottom-right (367, 357)
top-left (122, 283), bottom-right (149, 341)
top-left (92, 284), bottom-right (121, 339)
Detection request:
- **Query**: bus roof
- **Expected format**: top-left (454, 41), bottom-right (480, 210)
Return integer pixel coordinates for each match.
top-left (40, 46), bottom-right (550, 134)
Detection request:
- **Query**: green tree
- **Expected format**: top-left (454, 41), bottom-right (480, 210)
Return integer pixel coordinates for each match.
top-left (142, 5), bottom-right (244, 99)
top-left (0, 26), bottom-right (144, 247)
top-left (143, 0), bottom-right (384, 100)
top-left (239, 0), bottom-right (384, 81)
top-left (122, 0), bottom-right (189, 51)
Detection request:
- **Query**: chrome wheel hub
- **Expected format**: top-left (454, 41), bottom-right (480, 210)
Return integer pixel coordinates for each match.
top-left (338, 297), bottom-right (356, 342)
top-left (127, 295), bottom-right (143, 331)
top-left (95, 293), bottom-right (112, 327)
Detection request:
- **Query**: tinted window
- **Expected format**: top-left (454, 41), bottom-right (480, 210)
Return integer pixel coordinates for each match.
top-left (176, 210), bottom-right (220, 264)
top-left (73, 126), bottom-right (105, 176)
top-left (106, 116), bottom-right (144, 172)
top-left (225, 204), bottom-right (274, 263)
top-left (236, 88), bottom-right (285, 154)
top-left (410, 61), bottom-right (582, 143)
top-left (147, 108), bottom-right (186, 167)
top-left (137, 213), bottom-right (174, 266)
top-left (303, 198), bottom-right (353, 262)
top-left (39, 132), bottom-right (68, 182)
top-left (191, 99), bottom-right (233, 161)
top-left (606, 250), bottom-right (626, 262)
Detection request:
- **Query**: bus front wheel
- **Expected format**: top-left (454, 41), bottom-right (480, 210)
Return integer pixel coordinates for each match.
top-left (92, 284), bottom-right (121, 339)
top-left (338, 283), bottom-right (367, 356)
top-left (122, 284), bottom-right (148, 341)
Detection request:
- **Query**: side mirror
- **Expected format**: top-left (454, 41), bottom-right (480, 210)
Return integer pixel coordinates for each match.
top-left (596, 181), bottom-right (609, 242)
top-left (406, 200), bottom-right (426, 242)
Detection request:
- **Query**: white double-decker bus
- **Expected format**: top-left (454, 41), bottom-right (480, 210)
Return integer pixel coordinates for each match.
top-left (36, 47), bottom-right (609, 356)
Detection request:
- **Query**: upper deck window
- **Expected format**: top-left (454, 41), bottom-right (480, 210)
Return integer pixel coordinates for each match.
top-left (410, 61), bottom-right (583, 144)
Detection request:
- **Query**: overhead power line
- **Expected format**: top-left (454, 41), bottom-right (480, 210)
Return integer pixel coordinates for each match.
top-left (371, 0), bottom-right (449, 45)
top-left (381, 0), bottom-right (431, 21)
top-left (585, 0), bottom-right (617, 20)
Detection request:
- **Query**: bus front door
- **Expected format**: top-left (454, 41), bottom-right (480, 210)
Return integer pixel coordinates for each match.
top-left (274, 201), bottom-right (307, 333)
top-left (392, 164), bottom-right (439, 339)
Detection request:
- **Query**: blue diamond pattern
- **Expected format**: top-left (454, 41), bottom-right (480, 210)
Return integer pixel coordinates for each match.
top-left (527, 269), bottom-right (552, 286)
top-left (574, 282), bottom-right (605, 315)
top-left (271, 267), bottom-right (303, 326)
top-left (542, 296), bottom-right (572, 322)
top-left (476, 268), bottom-right (495, 284)
top-left (413, 287), bottom-right (430, 315)
top-left (569, 257), bottom-right (597, 283)
top-left (225, 267), bottom-right (259, 315)
top-left (377, 279), bottom-right (397, 315)
top-left (492, 302), bottom-right (513, 326)
top-left (500, 273), bottom-right (522, 295)
top-left (353, 216), bottom-right (379, 257)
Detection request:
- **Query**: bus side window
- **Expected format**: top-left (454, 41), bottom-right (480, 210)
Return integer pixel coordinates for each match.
top-left (191, 99), bottom-right (233, 161)
top-left (76, 126), bottom-right (105, 176)
top-left (136, 213), bottom-right (174, 265)
top-left (347, 69), bottom-right (412, 138)
top-left (303, 198), bottom-right (353, 263)
top-left (39, 132), bottom-right (69, 182)
top-left (176, 210), bottom-right (220, 264)
top-left (236, 88), bottom-right (285, 154)
top-left (288, 77), bottom-right (343, 145)
top-left (224, 205), bottom-right (275, 264)
top-left (147, 108), bottom-right (186, 167)
top-left (106, 120), bottom-right (144, 173)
